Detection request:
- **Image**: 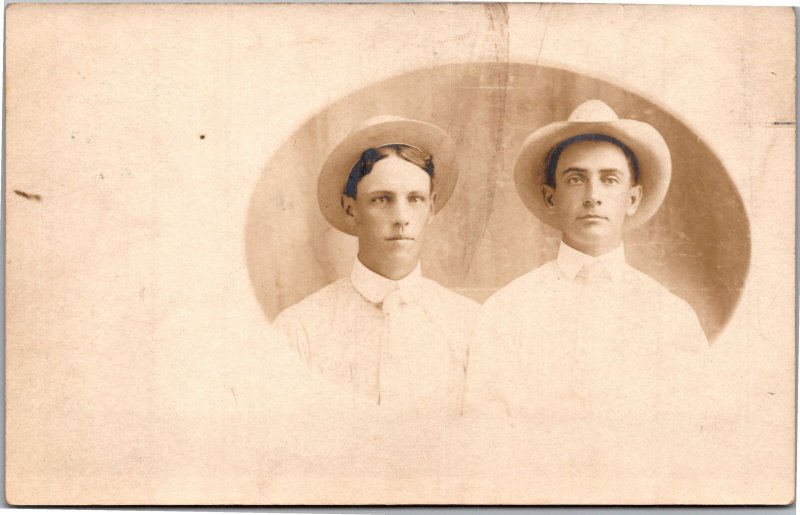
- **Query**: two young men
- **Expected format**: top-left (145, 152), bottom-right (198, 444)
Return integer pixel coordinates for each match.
top-left (275, 102), bottom-right (707, 414)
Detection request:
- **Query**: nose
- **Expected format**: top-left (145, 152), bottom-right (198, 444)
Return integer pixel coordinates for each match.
top-left (583, 178), bottom-right (602, 207)
top-left (393, 198), bottom-right (411, 227)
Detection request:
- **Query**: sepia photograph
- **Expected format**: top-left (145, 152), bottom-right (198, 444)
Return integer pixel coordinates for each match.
top-left (4, 3), bottom-right (795, 505)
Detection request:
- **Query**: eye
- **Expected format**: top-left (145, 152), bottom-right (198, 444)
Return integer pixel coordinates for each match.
top-left (604, 176), bottom-right (621, 184)
top-left (409, 194), bottom-right (427, 203)
top-left (372, 195), bottom-right (390, 204)
top-left (566, 176), bottom-right (583, 185)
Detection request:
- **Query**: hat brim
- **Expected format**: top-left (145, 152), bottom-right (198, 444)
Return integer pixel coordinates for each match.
top-left (318, 119), bottom-right (458, 236)
top-left (514, 119), bottom-right (672, 230)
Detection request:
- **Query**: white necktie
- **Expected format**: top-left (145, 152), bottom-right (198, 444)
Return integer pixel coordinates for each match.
top-left (572, 258), bottom-right (616, 395)
top-left (576, 259), bottom-right (611, 287)
top-left (376, 284), bottom-right (444, 409)
top-left (381, 287), bottom-right (406, 317)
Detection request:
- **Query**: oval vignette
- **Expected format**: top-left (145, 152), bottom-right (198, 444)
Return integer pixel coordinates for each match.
top-left (245, 62), bottom-right (750, 343)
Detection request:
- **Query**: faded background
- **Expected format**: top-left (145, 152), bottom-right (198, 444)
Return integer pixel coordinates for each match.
top-left (5, 4), bottom-right (795, 505)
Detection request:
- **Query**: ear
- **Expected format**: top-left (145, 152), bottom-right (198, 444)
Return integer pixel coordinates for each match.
top-left (542, 185), bottom-right (556, 213)
top-left (626, 184), bottom-right (643, 216)
top-left (341, 194), bottom-right (358, 228)
top-left (427, 191), bottom-right (437, 225)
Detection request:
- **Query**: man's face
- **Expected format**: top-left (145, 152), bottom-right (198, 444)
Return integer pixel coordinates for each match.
top-left (543, 140), bottom-right (642, 255)
top-left (342, 155), bottom-right (435, 271)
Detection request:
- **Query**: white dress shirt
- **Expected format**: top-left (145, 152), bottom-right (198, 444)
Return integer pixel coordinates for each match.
top-left (465, 241), bottom-right (708, 418)
top-left (273, 258), bottom-right (479, 414)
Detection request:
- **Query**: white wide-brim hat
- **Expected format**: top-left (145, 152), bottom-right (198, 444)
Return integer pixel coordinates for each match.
top-left (318, 115), bottom-right (458, 236)
top-left (514, 99), bottom-right (672, 230)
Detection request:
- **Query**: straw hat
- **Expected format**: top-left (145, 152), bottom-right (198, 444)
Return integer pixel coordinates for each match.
top-left (318, 116), bottom-right (458, 236)
top-left (514, 100), bottom-right (672, 230)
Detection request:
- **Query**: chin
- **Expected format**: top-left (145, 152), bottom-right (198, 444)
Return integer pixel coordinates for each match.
top-left (396, 245), bottom-right (424, 262)
top-left (571, 226), bottom-right (608, 240)
top-left (380, 242), bottom-right (410, 254)
top-left (568, 231), bottom-right (612, 250)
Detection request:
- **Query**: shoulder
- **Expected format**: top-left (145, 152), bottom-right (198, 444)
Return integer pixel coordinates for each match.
top-left (624, 266), bottom-right (708, 349)
top-left (482, 260), bottom-right (561, 310)
top-left (625, 266), bottom-right (695, 313)
top-left (274, 278), bottom-right (354, 326)
top-left (419, 277), bottom-right (480, 316)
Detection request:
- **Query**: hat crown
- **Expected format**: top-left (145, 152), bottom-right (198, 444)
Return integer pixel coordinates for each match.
top-left (567, 99), bottom-right (620, 122)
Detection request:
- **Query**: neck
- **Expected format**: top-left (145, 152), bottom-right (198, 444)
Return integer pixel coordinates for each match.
top-left (357, 253), bottom-right (418, 281)
top-left (563, 235), bottom-right (622, 257)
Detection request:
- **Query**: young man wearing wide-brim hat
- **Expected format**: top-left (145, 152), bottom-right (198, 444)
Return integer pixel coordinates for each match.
top-left (274, 116), bottom-right (478, 415)
top-left (465, 100), bottom-right (707, 419)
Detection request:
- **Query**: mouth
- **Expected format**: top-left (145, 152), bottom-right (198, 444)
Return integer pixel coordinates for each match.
top-left (386, 236), bottom-right (415, 241)
top-left (577, 214), bottom-right (607, 221)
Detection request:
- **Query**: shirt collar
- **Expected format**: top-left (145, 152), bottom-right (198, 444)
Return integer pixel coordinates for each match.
top-left (350, 257), bottom-right (422, 304)
top-left (557, 241), bottom-right (627, 282)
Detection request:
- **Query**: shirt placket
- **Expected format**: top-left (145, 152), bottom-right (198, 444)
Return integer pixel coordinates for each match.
top-left (572, 266), bottom-right (614, 400)
top-left (377, 287), bottom-right (406, 406)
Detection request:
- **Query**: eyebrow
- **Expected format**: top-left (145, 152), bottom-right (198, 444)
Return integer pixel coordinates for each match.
top-left (365, 190), bottom-right (395, 196)
top-left (560, 167), bottom-right (625, 174)
top-left (364, 189), bottom-right (429, 196)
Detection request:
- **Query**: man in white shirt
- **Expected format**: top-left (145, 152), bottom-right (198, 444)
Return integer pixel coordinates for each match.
top-left (466, 100), bottom-right (708, 420)
top-left (274, 116), bottom-right (478, 415)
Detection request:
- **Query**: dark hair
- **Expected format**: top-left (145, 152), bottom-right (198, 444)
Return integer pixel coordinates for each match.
top-left (343, 144), bottom-right (434, 199)
top-left (544, 133), bottom-right (640, 188)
